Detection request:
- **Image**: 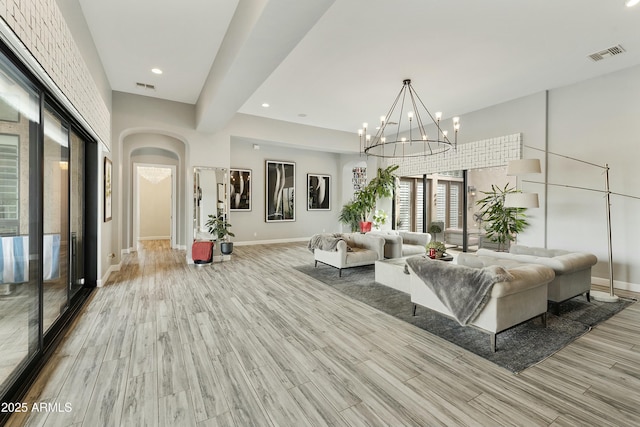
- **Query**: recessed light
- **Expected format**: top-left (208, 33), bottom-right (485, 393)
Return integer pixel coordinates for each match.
top-left (151, 68), bottom-right (163, 75)
top-left (626, 0), bottom-right (640, 7)
top-left (262, 103), bottom-right (270, 108)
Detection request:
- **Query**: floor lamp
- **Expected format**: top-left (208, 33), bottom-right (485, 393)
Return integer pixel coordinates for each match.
top-left (511, 146), bottom-right (640, 302)
top-left (505, 160), bottom-right (540, 248)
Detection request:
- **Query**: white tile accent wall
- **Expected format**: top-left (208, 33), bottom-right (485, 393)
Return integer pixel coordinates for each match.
top-left (387, 133), bottom-right (522, 176)
top-left (0, 0), bottom-right (110, 146)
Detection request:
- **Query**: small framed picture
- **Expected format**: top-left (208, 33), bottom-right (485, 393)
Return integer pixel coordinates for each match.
top-left (307, 173), bottom-right (330, 210)
top-left (230, 169), bottom-right (251, 211)
top-left (104, 157), bottom-right (112, 222)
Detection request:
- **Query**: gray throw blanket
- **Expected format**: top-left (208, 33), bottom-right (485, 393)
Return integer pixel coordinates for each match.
top-left (407, 256), bottom-right (513, 326)
top-left (307, 233), bottom-right (344, 252)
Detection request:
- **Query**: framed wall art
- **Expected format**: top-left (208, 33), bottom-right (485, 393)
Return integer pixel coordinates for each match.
top-left (230, 169), bottom-right (251, 211)
top-left (104, 157), bottom-right (112, 222)
top-left (307, 173), bottom-right (330, 210)
top-left (265, 160), bottom-right (295, 222)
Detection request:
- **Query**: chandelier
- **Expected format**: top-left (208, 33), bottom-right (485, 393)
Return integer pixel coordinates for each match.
top-left (358, 79), bottom-right (460, 158)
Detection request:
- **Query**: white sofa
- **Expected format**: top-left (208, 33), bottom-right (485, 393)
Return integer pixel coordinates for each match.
top-left (313, 233), bottom-right (385, 276)
top-left (460, 245), bottom-right (598, 311)
top-left (367, 230), bottom-right (431, 258)
top-left (408, 256), bottom-right (555, 351)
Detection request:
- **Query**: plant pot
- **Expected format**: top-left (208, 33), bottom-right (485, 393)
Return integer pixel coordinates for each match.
top-left (220, 241), bottom-right (233, 255)
top-left (359, 221), bottom-right (372, 233)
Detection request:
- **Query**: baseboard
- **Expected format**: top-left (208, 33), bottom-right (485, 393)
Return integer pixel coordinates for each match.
top-left (234, 237), bottom-right (310, 246)
top-left (139, 236), bottom-right (170, 241)
top-left (592, 276), bottom-right (640, 293)
top-left (98, 261), bottom-right (121, 288)
top-left (121, 248), bottom-right (131, 256)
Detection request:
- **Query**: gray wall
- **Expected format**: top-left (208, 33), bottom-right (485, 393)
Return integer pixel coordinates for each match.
top-left (230, 138), bottom-right (341, 242)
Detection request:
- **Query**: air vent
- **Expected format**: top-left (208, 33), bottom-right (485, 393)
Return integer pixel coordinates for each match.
top-left (135, 82), bottom-right (156, 90)
top-left (588, 45), bottom-right (626, 62)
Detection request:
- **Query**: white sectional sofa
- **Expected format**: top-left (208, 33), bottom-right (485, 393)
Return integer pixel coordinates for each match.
top-left (407, 256), bottom-right (555, 351)
top-left (367, 230), bottom-right (431, 258)
top-left (458, 245), bottom-right (598, 312)
top-left (312, 233), bottom-right (385, 276)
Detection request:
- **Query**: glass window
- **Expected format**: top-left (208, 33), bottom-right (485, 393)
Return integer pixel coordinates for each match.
top-left (396, 177), bottom-right (426, 232)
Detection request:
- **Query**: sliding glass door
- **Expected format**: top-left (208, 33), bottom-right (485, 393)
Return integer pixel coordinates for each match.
top-left (42, 106), bottom-right (70, 333)
top-left (0, 43), bottom-right (95, 406)
top-left (0, 54), bottom-right (41, 396)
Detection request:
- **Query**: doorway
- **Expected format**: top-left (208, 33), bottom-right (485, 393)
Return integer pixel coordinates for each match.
top-left (133, 163), bottom-right (177, 249)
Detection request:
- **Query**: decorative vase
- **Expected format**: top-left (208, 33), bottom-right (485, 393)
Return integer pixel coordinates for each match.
top-left (359, 221), bottom-right (372, 233)
top-left (220, 241), bottom-right (233, 255)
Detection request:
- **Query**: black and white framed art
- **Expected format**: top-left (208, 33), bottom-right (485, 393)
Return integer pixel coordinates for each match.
top-left (230, 169), bottom-right (251, 211)
top-left (307, 173), bottom-right (330, 210)
top-left (265, 160), bottom-right (295, 222)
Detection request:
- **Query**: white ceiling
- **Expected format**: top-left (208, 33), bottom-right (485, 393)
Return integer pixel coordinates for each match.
top-left (78, 0), bottom-right (640, 135)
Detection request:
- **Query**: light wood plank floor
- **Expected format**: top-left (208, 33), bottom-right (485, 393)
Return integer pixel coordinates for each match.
top-left (8, 240), bottom-right (640, 426)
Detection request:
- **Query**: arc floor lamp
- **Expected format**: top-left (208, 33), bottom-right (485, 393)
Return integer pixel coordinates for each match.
top-left (509, 146), bottom-right (640, 302)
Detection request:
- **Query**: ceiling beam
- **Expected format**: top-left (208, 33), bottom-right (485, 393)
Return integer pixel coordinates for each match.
top-left (195, 0), bottom-right (335, 133)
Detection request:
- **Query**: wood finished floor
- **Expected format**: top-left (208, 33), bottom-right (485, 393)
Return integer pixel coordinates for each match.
top-left (8, 240), bottom-right (640, 427)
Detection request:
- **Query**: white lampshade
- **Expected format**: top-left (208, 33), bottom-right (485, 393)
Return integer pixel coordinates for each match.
top-left (504, 192), bottom-right (539, 208)
top-left (507, 159), bottom-right (541, 176)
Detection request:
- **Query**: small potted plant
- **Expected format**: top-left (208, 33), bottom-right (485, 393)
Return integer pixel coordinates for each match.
top-left (426, 241), bottom-right (446, 259)
top-left (206, 214), bottom-right (235, 255)
top-left (372, 209), bottom-right (388, 230)
top-left (428, 223), bottom-right (443, 241)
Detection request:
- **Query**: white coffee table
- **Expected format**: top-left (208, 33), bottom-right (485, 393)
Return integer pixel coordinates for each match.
top-left (375, 257), bottom-right (412, 293)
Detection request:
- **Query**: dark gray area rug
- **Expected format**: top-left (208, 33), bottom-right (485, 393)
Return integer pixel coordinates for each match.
top-left (294, 263), bottom-right (635, 373)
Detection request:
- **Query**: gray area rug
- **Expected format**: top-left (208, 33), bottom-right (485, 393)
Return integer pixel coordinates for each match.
top-left (294, 263), bottom-right (635, 373)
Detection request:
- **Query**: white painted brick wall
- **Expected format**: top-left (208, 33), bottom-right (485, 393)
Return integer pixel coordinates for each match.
top-left (388, 133), bottom-right (522, 176)
top-left (0, 0), bottom-right (110, 146)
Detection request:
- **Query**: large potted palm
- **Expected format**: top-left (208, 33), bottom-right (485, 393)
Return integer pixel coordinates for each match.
top-left (475, 184), bottom-right (529, 251)
top-left (339, 165), bottom-right (399, 232)
top-left (206, 214), bottom-right (235, 255)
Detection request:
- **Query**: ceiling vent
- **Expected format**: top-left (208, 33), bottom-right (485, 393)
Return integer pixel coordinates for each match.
top-left (588, 45), bottom-right (626, 62)
top-left (135, 82), bottom-right (156, 90)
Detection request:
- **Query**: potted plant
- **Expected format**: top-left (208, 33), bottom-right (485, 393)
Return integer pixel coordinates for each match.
top-left (339, 165), bottom-right (399, 232)
top-left (428, 223), bottom-right (443, 241)
top-left (426, 241), bottom-right (446, 258)
top-left (475, 184), bottom-right (530, 251)
top-left (206, 214), bottom-right (235, 255)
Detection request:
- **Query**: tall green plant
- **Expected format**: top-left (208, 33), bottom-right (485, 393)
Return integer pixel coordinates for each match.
top-left (339, 165), bottom-right (399, 228)
top-left (338, 202), bottom-right (361, 231)
top-left (475, 184), bottom-right (529, 251)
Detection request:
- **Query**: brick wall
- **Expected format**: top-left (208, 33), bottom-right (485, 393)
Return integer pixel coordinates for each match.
top-left (0, 0), bottom-right (110, 146)
top-left (388, 133), bottom-right (522, 176)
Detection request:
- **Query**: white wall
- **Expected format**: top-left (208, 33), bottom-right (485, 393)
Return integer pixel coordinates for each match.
top-left (545, 65), bottom-right (640, 287)
top-left (139, 175), bottom-right (171, 239)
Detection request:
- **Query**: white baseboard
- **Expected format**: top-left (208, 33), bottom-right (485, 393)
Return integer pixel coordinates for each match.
top-left (592, 276), bottom-right (640, 294)
top-left (234, 237), bottom-right (310, 246)
top-left (121, 248), bottom-right (131, 256)
top-left (98, 261), bottom-right (122, 288)
top-left (139, 236), bottom-right (170, 241)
